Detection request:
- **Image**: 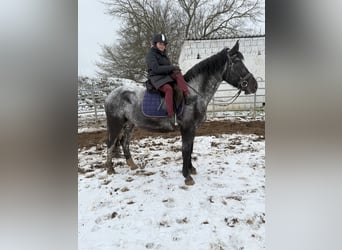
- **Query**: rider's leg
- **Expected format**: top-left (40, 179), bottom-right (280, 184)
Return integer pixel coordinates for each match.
top-left (170, 71), bottom-right (197, 105)
top-left (159, 84), bottom-right (175, 116)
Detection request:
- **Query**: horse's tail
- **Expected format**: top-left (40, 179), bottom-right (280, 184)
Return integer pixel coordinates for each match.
top-left (104, 87), bottom-right (138, 148)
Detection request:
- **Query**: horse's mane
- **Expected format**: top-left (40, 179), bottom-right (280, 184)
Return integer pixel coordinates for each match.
top-left (184, 48), bottom-right (227, 82)
top-left (183, 48), bottom-right (244, 83)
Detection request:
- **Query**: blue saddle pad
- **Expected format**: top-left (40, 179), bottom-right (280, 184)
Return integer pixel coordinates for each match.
top-left (142, 90), bottom-right (183, 118)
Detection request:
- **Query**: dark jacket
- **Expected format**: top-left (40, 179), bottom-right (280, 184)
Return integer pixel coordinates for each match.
top-left (146, 46), bottom-right (177, 89)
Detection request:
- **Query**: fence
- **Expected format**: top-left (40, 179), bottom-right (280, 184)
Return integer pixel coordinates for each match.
top-left (207, 77), bottom-right (265, 119)
top-left (78, 79), bottom-right (265, 128)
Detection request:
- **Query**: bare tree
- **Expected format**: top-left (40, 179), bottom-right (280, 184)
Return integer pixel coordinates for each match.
top-left (178, 0), bottom-right (263, 39)
top-left (95, 44), bottom-right (117, 79)
top-left (96, 0), bottom-right (262, 81)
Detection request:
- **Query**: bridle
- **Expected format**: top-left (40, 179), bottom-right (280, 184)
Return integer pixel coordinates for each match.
top-left (224, 54), bottom-right (253, 104)
top-left (238, 72), bottom-right (253, 90)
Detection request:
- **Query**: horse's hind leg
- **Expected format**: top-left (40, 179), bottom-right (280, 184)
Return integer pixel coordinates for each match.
top-left (105, 137), bottom-right (119, 174)
top-left (120, 123), bottom-right (138, 170)
top-left (105, 114), bottom-right (125, 174)
top-left (112, 133), bottom-right (123, 157)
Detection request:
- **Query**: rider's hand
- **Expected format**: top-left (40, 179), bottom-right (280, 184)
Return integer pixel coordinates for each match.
top-left (173, 65), bottom-right (180, 72)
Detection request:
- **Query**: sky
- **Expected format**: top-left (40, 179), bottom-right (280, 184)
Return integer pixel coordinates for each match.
top-left (78, 0), bottom-right (119, 77)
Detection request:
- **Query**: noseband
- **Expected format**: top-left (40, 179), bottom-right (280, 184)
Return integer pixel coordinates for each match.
top-left (238, 72), bottom-right (253, 90)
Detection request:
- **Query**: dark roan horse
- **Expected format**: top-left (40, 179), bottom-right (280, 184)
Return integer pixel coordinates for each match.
top-left (104, 41), bottom-right (258, 185)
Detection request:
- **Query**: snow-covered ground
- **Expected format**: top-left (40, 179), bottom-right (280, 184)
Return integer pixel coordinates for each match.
top-left (78, 133), bottom-right (265, 249)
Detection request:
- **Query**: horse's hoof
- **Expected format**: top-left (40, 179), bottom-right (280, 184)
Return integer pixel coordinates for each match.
top-left (127, 158), bottom-right (138, 170)
top-left (185, 176), bottom-right (195, 186)
top-left (190, 167), bottom-right (197, 175)
top-left (113, 150), bottom-right (122, 158)
top-left (130, 165), bottom-right (138, 171)
top-left (107, 167), bottom-right (115, 175)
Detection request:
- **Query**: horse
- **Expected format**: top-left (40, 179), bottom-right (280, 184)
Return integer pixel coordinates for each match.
top-left (104, 40), bottom-right (258, 185)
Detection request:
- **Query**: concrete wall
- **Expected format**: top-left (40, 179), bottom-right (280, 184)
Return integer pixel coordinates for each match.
top-left (178, 35), bottom-right (265, 111)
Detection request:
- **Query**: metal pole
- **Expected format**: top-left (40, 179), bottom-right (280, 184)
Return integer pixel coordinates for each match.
top-left (212, 98), bottom-right (216, 118)
top-left (253, 92), bottom-right (256, 119)
top-left (91, 80), bottom-right (98, 127)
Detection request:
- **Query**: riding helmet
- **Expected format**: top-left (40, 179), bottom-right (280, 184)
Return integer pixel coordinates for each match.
top-left (153, 34), bottom-right (168, 44)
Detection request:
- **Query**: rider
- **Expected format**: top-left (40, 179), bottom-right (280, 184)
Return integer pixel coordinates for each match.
top-left (146, 33), bottom-right (196, 117)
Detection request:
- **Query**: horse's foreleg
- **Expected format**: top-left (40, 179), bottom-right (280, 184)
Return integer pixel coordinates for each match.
top-left (189, 142), bottom-right (197, 175)
top-left (120, 123), bottom-right (138, 170)
top-left (181, 127), bottom-right (195, 185)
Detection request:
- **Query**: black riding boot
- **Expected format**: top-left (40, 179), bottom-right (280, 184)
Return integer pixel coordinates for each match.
top-left (167, 114), bottom-right (177, 126)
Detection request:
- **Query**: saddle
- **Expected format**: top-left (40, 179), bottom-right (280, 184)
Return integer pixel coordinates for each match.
top-left (142, 80), bottom-right (184, 118)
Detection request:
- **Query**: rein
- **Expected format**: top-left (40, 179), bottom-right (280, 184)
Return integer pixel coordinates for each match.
top-left (184, 81), bottom-right (204, 98)
top-left (225, 89), bottom-right (242, 105)
top-left (224, 72), bottom-right (252, 105)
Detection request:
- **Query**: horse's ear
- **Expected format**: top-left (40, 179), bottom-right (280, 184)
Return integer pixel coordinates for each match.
top-left (229, 40), bottom-right (239, 56)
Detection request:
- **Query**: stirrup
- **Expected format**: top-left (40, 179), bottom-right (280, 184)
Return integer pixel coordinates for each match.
top-left (168, 114), bottom-right (177, 126)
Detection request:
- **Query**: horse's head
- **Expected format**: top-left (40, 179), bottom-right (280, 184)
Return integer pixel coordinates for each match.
top-left (223, 41), bottom-right (258, 94)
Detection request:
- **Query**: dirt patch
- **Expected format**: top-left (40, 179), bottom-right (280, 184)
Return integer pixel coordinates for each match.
top-left (78, 120), bottom-right (264, 149)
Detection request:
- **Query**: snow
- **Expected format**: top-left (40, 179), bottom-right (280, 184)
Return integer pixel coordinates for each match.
top-left (78, 134), bottom-right (265, 249)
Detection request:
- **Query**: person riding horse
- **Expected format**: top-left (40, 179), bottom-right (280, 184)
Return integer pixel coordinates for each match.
top-left (145, 34), bottom-right (196, 117)
top-left (105, 40), bottom-right (258, 185)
